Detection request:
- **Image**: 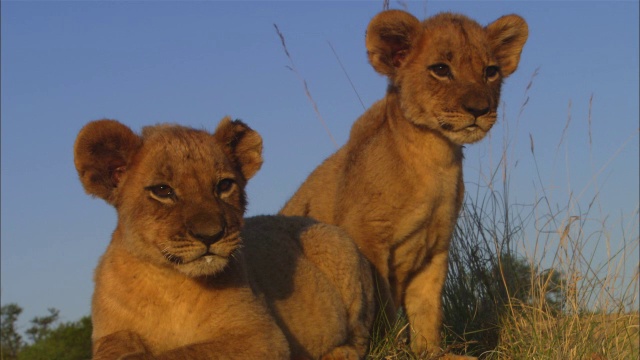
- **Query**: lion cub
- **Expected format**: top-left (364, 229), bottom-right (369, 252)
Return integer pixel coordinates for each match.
top-left (242, 215), bottom-right (374, 359)
top-left (75, 118), bottom-right (289, 359)
top-left (75, 117), bottom-right (374, 359)
top-left (281, 10), bottom-right (528, 358)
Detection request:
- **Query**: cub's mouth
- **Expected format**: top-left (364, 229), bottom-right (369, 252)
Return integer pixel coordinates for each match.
top-left (166, 249), bottom-right (237, 277)
top-left (158, 230), bottom-right (242, 276)
top-left (193, 251), bottom-right (233, 266)
top-left (163, 252), bottom-right (227, 265)
top-left (439, 122), bottom-right (485, 133)
top-left (202, 254), bottom-right (219, 264)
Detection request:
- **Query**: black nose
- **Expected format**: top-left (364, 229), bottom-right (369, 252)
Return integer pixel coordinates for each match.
top-left (463, 104), bottom-right (490, 118)
top-left (187, 214), bottom-right (226, 246)
top-left (461, 90), bottom-right (491, 118)
top-left (190, 227), bottom-right (225, 247)
top-left (187, 214), bottom-right (227, 246)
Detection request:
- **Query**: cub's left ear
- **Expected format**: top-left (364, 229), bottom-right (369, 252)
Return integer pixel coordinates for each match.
top-left (486, 14), bottom-right (528, 77)
top-left (213, 117), bottom-right (263, 181)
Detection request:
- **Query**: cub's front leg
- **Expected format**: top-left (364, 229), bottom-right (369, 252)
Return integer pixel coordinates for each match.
top-left (94, 328), bottom-right (289, 360)
top-left (153, 329), bottom-right (289, 360)
top-left (403, 251), bottom-right (476, 360)
top-left (403, 250), bottom-right (449, 356)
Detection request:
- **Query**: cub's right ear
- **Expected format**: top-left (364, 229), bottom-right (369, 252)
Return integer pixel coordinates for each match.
top-left (485, 14), bottom-right (528, 77)
top-left (365, 9), bottom-right (422, 77)
top-left (213, 117), bottom-right (263, 182)
top-left (74, 119), bottom-right (142, 204)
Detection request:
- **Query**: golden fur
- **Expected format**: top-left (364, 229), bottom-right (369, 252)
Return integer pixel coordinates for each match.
top-left (281, 10), bottom-right (528, 358)
top-left (75, 117), bottom-right (374, 359)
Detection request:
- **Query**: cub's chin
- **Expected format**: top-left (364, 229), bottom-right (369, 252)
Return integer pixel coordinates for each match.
top-left (444, 125), bottom-right (491, 145)
top-left (174, 254), bottom-right (232, 277)
top-left (405, 112), bottom-right (493, 145)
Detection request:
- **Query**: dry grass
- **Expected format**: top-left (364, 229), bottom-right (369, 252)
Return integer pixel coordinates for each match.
top-left (495, 310), bottom-right (639, 359)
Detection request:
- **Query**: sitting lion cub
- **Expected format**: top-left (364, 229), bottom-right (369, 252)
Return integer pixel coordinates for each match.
top-left (75, 117), bottom-right (374, 359)
top-left (280, 10), bottom-right (528, 358)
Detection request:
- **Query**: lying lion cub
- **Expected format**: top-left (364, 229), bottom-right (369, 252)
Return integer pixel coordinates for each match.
top-left (75, 117), bottom-right (374, 359)
top-left (242, 215), bottom-right (374, 359)
top-left (281, 10), bottom-right (528, 358)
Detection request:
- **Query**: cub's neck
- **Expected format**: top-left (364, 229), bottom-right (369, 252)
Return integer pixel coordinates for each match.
top-left (383, 91), bottom-right (464, 169)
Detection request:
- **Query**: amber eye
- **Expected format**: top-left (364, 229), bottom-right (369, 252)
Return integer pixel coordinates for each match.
top-left (428, 63), bottom-right (452, 79)
top-left (216, 179), bottom-right (235, 195)
top-left (147, 184), bottom-right (174, 199)
top-left (485, 66), bottom-right (500, 80)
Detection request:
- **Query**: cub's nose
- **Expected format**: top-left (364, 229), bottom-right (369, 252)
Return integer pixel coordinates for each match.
top-left (461, 91), bottom-right (491, 118)
top-left (463, 104), bottom-right (490, 118)
top-left (190, 227), bottom-right (225, 247)
top-left (187, 215), bottom-right (226, 246)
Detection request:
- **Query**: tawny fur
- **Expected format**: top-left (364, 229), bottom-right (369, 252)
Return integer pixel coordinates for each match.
top-left (280, 10), bottom-right (528, 358)
top-left (75, 117), bottom-right (374, 360)
top-left (242, 215), bottom-right (374, 359)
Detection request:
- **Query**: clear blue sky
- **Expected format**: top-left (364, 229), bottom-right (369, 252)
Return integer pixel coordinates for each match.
top-left (2, 1), bottom-right (638, 333)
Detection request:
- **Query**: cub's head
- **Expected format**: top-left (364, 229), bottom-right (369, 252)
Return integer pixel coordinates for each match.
top-left (366, 10), bottom-right (528, 145)
top-left (74, 117), bottom-right (263, 277)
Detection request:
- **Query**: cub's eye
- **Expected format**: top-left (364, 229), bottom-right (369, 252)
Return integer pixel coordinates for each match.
top-left (216, 179), bottom-right (235, 195)
top-left (485, 66), bottom-right (500, 80)
top-left (428, 63), bottom-right (452, 79)
top-left (147, 184), bottom-right (174, 199)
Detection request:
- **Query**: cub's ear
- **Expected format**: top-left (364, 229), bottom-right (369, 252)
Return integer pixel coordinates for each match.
top-left (213, 117), bottom-right (263, 181)
top-left (74, 119), bottom-right (142, 203)
top-left (365, 9), bottom-right (422, 77)
top-left (486, 14), bottom-right (528, 77)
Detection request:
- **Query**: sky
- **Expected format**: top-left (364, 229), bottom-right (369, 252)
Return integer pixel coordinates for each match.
top-left (2, 0), bottom-right (638, 334)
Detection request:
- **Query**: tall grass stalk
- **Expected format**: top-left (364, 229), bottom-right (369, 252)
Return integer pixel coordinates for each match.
top-left (273, 23), bottom-right (338, 148)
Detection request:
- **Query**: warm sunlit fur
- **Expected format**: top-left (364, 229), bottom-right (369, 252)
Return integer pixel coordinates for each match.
top-left (75, 117), bottom-right (374, 359)
top-left (280, 10), bottom-right (528, 358)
